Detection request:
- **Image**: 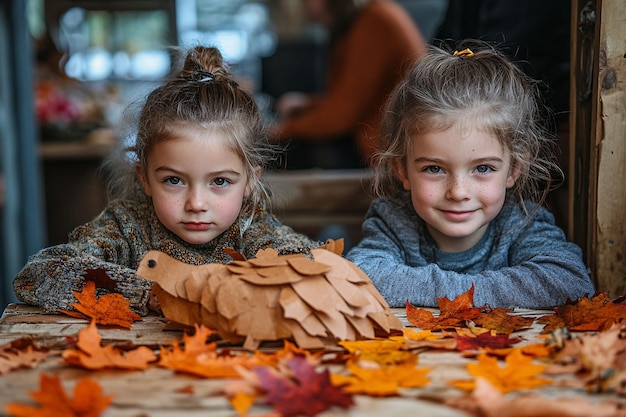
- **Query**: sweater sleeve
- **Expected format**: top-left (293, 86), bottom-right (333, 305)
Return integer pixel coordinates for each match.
top-left (275, 1), bottom-right (425, 144)
top-left (13, 208), bottom-right (153, 315)
top-left (346, 200), bottom-right (595, 310)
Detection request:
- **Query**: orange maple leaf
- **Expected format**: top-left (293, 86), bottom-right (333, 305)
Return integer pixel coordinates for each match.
top-left (449, 349), bottom-right (552, 393)
top-left (5, 373), bottom-right (113, 417)
top-left (62, 320), bottom-right (156, 370)
top-left (539, 292), bottom-right (626, 333)
top-left (61, 281), bottom-right (141, 328)
top-left (406, 284), bottom-right (484, 330)
top-left (158, 324), bottom-right (261, 378)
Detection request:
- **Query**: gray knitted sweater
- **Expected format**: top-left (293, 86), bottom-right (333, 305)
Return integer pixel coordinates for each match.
top-left (13, 195), bottom-right (320, 315)
top-left (346, 195), bottom-right (595, 309)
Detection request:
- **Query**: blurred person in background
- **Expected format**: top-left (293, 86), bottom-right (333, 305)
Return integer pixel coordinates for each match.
top-left (270, 0), bottom-right (426, 170)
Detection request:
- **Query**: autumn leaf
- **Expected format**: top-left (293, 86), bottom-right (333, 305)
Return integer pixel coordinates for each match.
top-left (473, 308), bottom-right (535, 334)
top-left (0, 339), bottom-right (56, 375)
top-left (254, 339), bottom-right (319, 367)
top-left (60, 281), bottom-right (141, 328)
top-left (450, 349), bottom-right (552, 393)
top-left (406, 284), bottom-right (484, 330)
top-left (5, 373), bottom-right (113, 417)
top-left (446, 377), bottom-right (626, 417)
top-left (63, 320), bottom-right (156, 370)
top-left (158, 324), bottom-right (261, 378)
top-left (83, 267), bottom-right (118, 292)
top-left (255, 355), bottom-right (354, 417)
top-left (331, 355), bottom-right (430, 396)
top-left (463, 343), bottom-right (553, 360)
top-left (539, 292), bottom-right (626, 333)
top-left (545, 322), bottom-right (626, 393)
top-left (228, 391), bottom-right (257, 416)
top-left (452, 331), bottom-right (521, 351)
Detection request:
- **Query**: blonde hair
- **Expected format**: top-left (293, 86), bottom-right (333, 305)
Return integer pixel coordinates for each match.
top-left (374, 40), bottom-right (562, 213)
top-left (104, 46), bottom-right (276, 218)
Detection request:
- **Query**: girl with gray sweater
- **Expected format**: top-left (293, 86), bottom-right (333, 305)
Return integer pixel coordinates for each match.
top-left (346, 42), bottom-right (595, 309)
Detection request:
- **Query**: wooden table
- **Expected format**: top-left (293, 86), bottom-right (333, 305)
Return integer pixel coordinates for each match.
top-left (0, 304), bottom-right (621, 417)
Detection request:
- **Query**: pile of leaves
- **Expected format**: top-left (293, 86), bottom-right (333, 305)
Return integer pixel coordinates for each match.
top-left (3, 278), bottom-right (626, 417)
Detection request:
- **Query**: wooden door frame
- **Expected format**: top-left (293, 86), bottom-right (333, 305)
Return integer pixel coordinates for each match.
top-left (570, 0), bottom-right (626, 297)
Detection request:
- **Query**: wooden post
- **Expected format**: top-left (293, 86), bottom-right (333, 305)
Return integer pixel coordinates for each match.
top-left (572, 0), bottom-right (626, 297)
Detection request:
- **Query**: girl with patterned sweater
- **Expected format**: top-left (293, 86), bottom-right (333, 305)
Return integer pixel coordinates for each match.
top-left (14, 46), bottom-right (321, 315)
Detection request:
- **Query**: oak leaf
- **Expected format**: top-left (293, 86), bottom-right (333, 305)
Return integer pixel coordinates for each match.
top-left (450, 349), bottom-right (552, 393)
top-left (4, 373), bottom-right (113, 417)
top-left (539, 292), bottom-right (626, 333)
top-left (406, 284), bottom-right (484, 330)
top-left (158, 324), bottom-right (261, 378)
top-left (0, 339), bottom-right (56, 375)
top-left (255, 355), bottom-right (354, 417)
top-left (60, 281), bottom-right (141, 328)
top-left (473, 307), bottom-right (535, 334)
top-left (331, 355), bottom-right (430, 396)
top-left (63, 320), bottom-right (156, 370)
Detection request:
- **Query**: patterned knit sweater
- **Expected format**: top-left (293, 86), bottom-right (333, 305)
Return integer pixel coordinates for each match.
top-left (13, 195), bottom-right (321, 315)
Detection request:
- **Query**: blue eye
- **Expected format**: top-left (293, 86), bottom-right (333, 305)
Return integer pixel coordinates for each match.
top-left (475, 165), bottom-right (493, 174)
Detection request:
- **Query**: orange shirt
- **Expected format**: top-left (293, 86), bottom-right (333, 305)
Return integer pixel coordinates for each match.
top-left (274, 0), bottom-right (426, 164)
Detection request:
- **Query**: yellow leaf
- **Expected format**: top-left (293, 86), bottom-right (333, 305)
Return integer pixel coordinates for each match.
top-left (331, 356), bottom-right (430, 396)
top-left (229, 391), bottom-right (257, 416)
top-left (449, 349), bottom-right (552, 393)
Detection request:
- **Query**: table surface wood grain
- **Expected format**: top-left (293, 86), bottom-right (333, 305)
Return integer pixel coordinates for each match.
top-left (0, 303), bottom-right (621, 417)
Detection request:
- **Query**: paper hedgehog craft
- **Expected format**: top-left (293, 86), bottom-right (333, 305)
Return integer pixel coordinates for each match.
top-left (137, 241), bottom-right (403, 350)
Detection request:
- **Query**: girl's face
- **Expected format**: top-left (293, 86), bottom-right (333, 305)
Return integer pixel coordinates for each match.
top-left (137, 127), bottom-right (251, 245)
top-left (395, 124), bottom-right (519, 253)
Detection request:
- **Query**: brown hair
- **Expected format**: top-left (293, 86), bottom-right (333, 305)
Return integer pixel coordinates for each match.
top-left (105, 46), bottom-right (276, 215)
top-left (374, 40), bottom-right (563, 214)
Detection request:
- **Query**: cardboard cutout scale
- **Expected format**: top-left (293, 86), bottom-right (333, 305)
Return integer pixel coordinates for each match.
top-left (137, 240), bottom-right (403, 350)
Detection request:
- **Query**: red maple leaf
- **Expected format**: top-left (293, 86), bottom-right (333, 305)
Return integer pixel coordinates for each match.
top-left (254, 355), bottom-right (354, 417)
top-left (453, 332), bottom-right (522, 351)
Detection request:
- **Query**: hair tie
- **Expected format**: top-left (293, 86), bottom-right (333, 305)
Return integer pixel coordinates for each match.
top-left (191, 70), bottom-right (215, 83)
top-left (453, 48), bottom-right (474, 58)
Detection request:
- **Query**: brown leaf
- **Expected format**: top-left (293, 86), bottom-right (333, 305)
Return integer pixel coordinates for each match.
top-left (5, 373), bottom-right (113, 417)
top-left (473, 308), bottom-right (535, 334)
top-left (0, 339), bottom-right (56, 375)
top-left (83, 267), bottom-right (118, 292)
top-left (406, 284), bottom-right (484, 330)
top-left (539, 293), bottom-right (626, 333)
top-left (62, 320), bottom-right (156, 370)
top-left (446, 377), bottom-right (626, 417)
top-left (61, 280), bottom-right (141, 328)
